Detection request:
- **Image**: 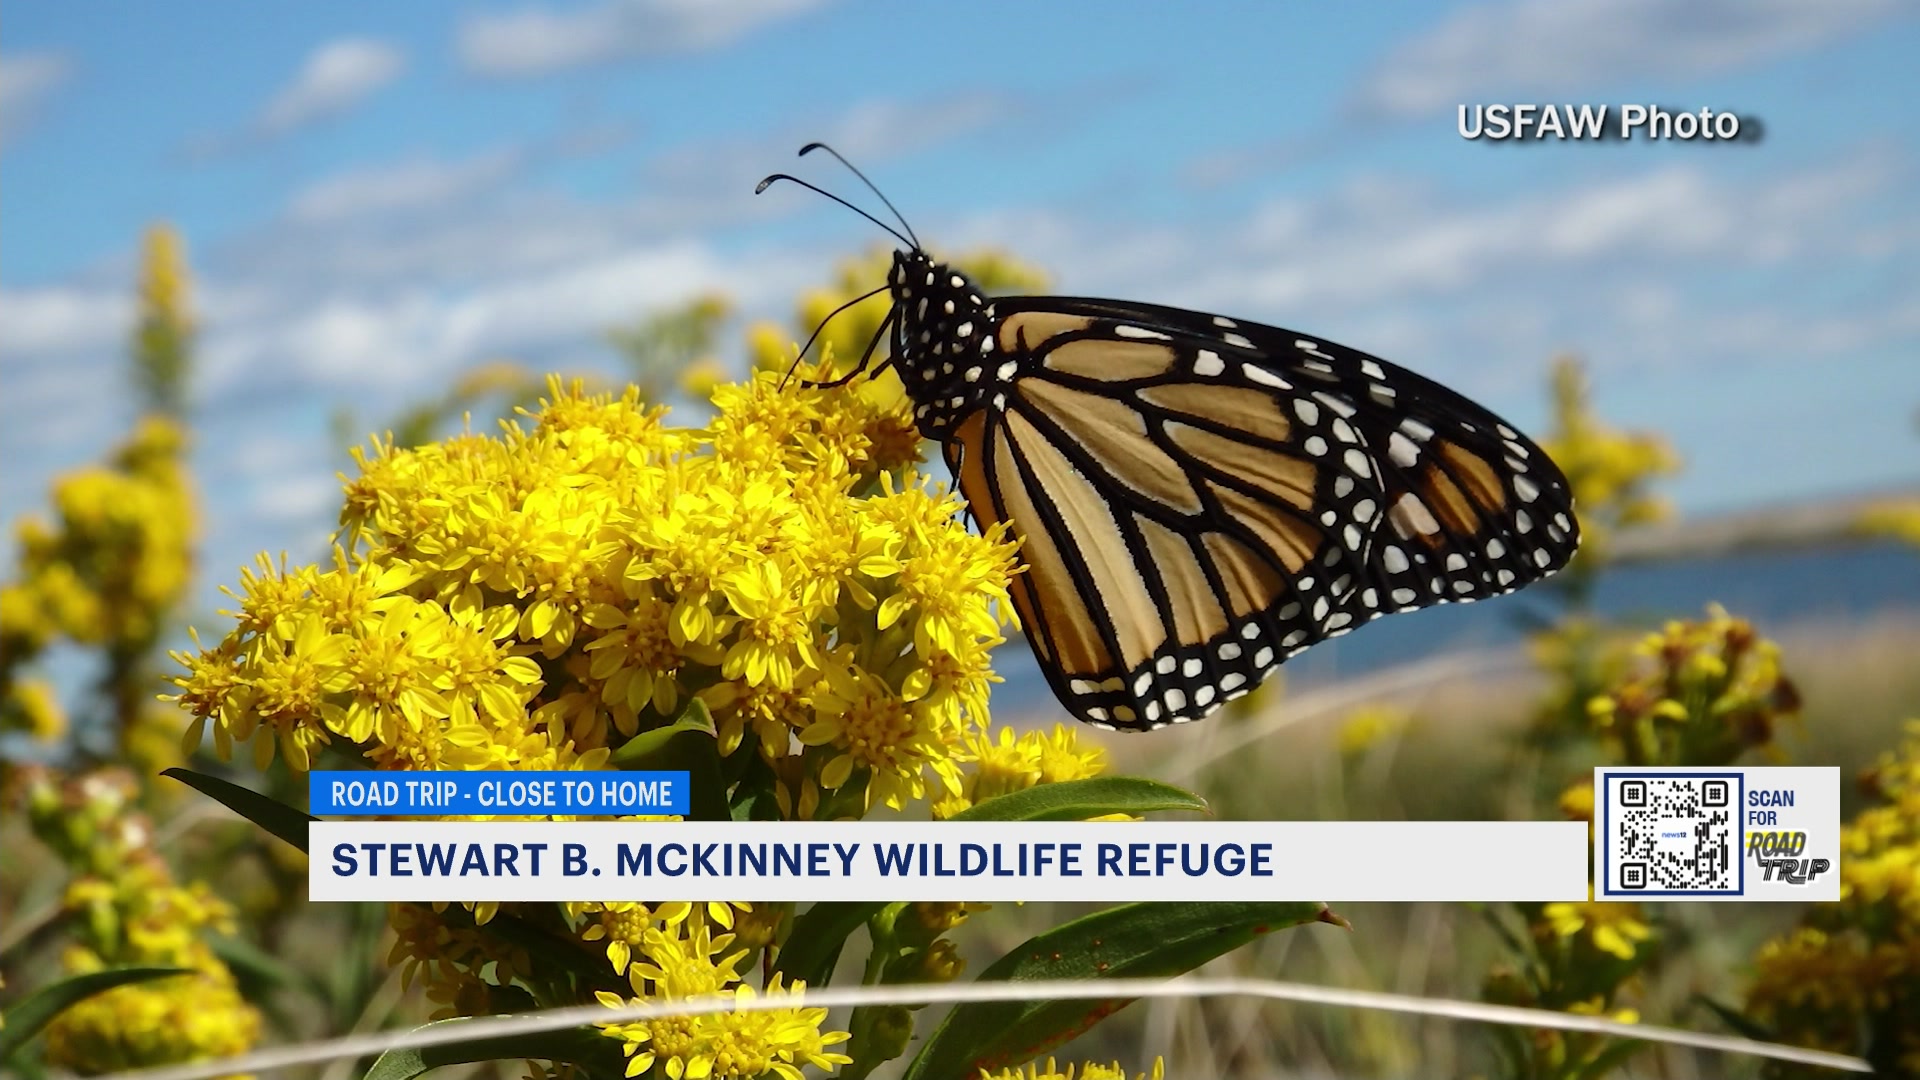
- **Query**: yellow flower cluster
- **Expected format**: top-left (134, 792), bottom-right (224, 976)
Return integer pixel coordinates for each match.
top-left (1583, 604), bottom-right (1800, 767)
top-left (982, 1057), bottom-right (1166, 1080)
top-left (170, 359), bottom-right (1036, 1062)
top-left (169, 370), bottom-right (1018, 816)
top-left (1539, 356), bottom-right (1680, 571)
top-left (931, 722), bottom-right (1111, 819)
top-left (1746, 720), bottom-right (1920, 1074)
top-left (1542, 894), bottom-right (1653, 962)
top-left (1, 415), bottom-right (195, 654)
top-left (2, 415), bottom-right (196, 750)
top-left (4, 676), bottom-right (67, 741)
top-left (594, 909), bottom-right (852, 1080)
top-left (133, 223), bottom-right (196, 417)
top-left (21, 768), bottom-right (261, 1073)
top-left (1335, 705), bottom-right (1410, 759)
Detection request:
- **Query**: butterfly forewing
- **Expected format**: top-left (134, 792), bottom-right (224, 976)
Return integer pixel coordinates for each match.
top-left (934, 291), bottom-right (1577, 732)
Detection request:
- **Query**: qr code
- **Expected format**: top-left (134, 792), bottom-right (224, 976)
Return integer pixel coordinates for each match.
top-left (1606, 774), bottom-right (1737, 893)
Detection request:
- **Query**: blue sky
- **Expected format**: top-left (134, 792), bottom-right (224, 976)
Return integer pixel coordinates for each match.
top-left (3, 0), bottom-right (1918, 616)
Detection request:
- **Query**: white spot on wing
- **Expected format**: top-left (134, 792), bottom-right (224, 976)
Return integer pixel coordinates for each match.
top-left (1389, 432), bottom-right (1420, 467)
top-left (1393, 494), bottom-right (1441, 536)
top-left (1312, 392), bottom-right (1356, 418)
top-left (1245, 365), bottom-right (1290, 389)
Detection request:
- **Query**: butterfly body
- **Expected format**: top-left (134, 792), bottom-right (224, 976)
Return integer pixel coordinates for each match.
top-left (888, 250), bottom-right (1013, 438)
top-left (882, 250), bottom-right (1580, 732)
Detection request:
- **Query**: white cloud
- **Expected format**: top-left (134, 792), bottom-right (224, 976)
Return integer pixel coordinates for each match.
top-left (1357, 0), bottom-right (1906, 118)
top-left (651, 91), bottom-right (1012, 208)
top-left (0, 286), bottom-right (131, 356)
top-left (288, 148), bottom-right (525, 222)
top-left (460, 0), bottom-right (827, 77)
top-left (0, 51), bottom-right (71, 147)
top-left (938, 146), bottom-right (1918, 416)
top-left (261, 38), bottom-right (405, 134)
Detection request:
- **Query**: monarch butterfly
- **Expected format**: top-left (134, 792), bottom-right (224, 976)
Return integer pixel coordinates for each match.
top-left (759, 145), bottom-right (1580, 732)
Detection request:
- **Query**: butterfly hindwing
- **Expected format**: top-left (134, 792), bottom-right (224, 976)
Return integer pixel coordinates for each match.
top-left (939, 294), bottom-right (1578, 731)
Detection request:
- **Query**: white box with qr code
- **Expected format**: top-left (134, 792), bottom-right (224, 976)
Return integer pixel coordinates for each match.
top-left (1595, 766), bottom-right (1839, 901)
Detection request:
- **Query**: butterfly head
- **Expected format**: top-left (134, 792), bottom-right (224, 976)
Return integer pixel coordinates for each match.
top-left (888, 250), bottom-right (1002, 437)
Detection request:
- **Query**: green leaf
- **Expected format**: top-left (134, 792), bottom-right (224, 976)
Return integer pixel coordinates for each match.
top-left (1570, 1035), bottom-right (1648, 1080)
top-left (950, 777), bottom-right (1208, 822)
top-left (609, 699), bottom-right (731, 822)
top-left (608, 699), bottom-right (716, 766)
top-left (437, 904), bottom-right (626, 1000)
top-left (362, 1018), bottom-right (624, 1080)
top-left (774, 901), bottom-right (889, 987)
top-left (1692, 993), bottom-right (1777, 1042)
top-left (210, 934), bottom-right (324, 999)
top-left (162, 766), bottom-right (315, 853)
top-left (208, 933), bottom-right (328, 1036)
top-left (0, 967), bottom-right (192, 1059)
top-left (902, 901), bottom-right (1333, 1080)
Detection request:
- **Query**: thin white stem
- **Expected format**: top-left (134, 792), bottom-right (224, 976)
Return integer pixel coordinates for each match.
top-left (83, 973), bottom-right (1869, 1080)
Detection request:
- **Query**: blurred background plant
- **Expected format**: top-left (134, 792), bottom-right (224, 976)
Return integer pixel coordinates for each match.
top-left (1743, 719), bottom-right (1920, 1076)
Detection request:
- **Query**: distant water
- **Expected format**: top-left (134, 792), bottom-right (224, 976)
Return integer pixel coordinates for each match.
top-left (990, 540), bottom-right (1920, 717)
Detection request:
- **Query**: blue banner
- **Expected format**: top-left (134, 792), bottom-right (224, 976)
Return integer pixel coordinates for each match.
top-left (309, 771), bottom-right (690, 817)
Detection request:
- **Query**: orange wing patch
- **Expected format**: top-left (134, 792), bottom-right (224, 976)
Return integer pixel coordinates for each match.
top-left (1018, 379), bottom-right (1203, 514)
top-left (1135, 514), bottom-right (1231, 644)
top-left (1204, 480), bottom-right (1318, 573)
top-left (1003, 411), bottom-right (1165, 672)
top-left (1138, 384), bottom-right (1292, 441)
top-left (999, 312), bottom-right (1092, 354)
top-left (1202, 533), bottom-right (1291, 619)
top-left (1163, 421), bottom-right (1317, 511)
top-left (1042, 338), bottom-right (1180, 381)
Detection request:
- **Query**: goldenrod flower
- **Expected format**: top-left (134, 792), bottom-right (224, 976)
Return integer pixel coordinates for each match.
top-left (170, 301), bottom-right (1030, 1051)
top-left (1543, 898), bottom-right (1652, 961)
top-left (1578, 604), bottom-right (1799, 767)
top-left (1336, 705), bottom-right (1409, 758)
top-left (1539, 355), bottom-right (1679, 571)
top-left (805, 662), bottom-right (963, 810)
top-left (594, 927), bottom-right (850, 1080)
top-left (983, 1057), bottom-right (1166, 1080)
top-left (934, 723), bottom-right (1111, 819)
top-left (5, 677), bottom-right (68, 741)
top-left (1745, 720), bottom-right (1920, 1065)
top-left (575, 901), bottom-right (657, 975)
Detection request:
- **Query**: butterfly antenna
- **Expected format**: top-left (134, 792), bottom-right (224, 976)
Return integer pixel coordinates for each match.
top-left (799, 142), bottom-right (920, 250)
top-left (777, 283), bottom-right (891, 391)
top-left (801, 308), bottom-right (896, 390)
top-left (755, 173), bottom-right (913, 249)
